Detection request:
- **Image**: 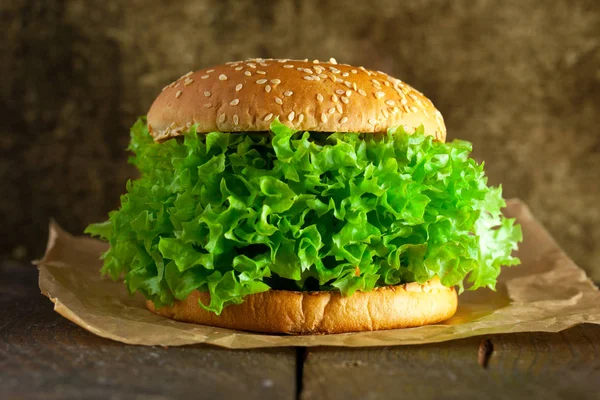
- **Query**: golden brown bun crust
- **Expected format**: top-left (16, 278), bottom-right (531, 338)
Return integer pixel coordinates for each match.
top-left (147, 278), bottom-right (457, 334)
top-left (147, 58), bottom-right (446, 142)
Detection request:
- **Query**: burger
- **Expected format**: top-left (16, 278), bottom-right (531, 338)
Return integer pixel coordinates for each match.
top-left (86, 58), bottom-right (521, 334)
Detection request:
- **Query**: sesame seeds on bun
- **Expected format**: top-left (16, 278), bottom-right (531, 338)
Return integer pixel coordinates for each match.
top-left (147, 58), bottom-right (447, 142)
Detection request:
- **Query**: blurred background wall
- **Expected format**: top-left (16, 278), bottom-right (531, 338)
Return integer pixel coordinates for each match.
top-left (2, 0), bottom-right (599, 280)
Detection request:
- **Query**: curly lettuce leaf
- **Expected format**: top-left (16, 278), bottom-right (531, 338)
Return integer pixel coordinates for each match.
top-left (86, 117), bottom-right (521, 314)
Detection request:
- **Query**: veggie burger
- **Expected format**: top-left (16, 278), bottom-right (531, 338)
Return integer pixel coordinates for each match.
top-left (87, 58), bottom-right (522, 334)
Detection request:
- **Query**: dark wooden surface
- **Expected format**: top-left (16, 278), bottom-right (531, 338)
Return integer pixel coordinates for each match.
top-left (2, 261), bottom-right (600, 400)
top-left (302, 326), bottom-right (600, 400)
top-left (0, 262), bottom-right (296, 400)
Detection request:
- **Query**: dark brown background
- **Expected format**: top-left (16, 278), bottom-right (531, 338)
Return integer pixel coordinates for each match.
top-left (2, 0), bottom-right (599, 280)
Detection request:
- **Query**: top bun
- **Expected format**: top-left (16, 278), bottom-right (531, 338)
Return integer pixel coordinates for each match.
top-left (147, 58), bottom-right (446, 142)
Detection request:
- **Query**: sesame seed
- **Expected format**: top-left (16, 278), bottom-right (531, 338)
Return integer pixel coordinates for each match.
top-left (313, 65), bottom-right (324, 73)
top-left (206, 69), bottom-right (215, 73)
top-left (336, 104), bottom-right (343, 113)
top-left (358, 89), bottom-right (367, 96)
top-left (219, 114), bottom-right (226, 123)
top-left (409, 93), bottom-right (419, 101)
top-left (313, 59), bottom-right (320, 64)
top-left (283, 64), bottom-right (294, 68)
top-left (219, 74), bottom-right (227, 81)
top-left (284, 91), bottom-right (293, 97)
top-left (346, 90), bottom-right (352, 97)
top-left (182, 71), bottom-right (194, 78)
top-left (321, 113), bottom-right (328, 123)
top-left (162, 85), bottom-right (168, 91)
top-left (319, 73), bottom-right (327, 79)
top-left (288, 111), bottom-right (295, 121)
top-left (275, 97), bottom-right (283, 105)
top-left (235, 66), bottom-right (243, 71)
top-left (423, 109), bottom-right (430, 117)
top-left (316, 93), bottom-right (324, 102)
top-left (332, 94), bottom-right (338, 102)
top-left (233, 115), bottom-right (239, 125)
top-left (256, 79), bottom-right (267, 84)
top-left (382, 109), bottom-right (389, 118)
top-left (393, 107), bottom-right (400, 114)
top-left (204, 103), bottom-right (212, 108)
top-left (329, 75), bottom-right (336, 82)
top-left (297, 113), bottom-right (304, 123)
top-left (351, 69), bottom-right (357, 74)
top-left (401, 98), bottom-right (408, 105)
top-left (264, 113), bottom-right (274, 121)
top-left (352, 82), bottom-right (357, 91)
top-left (174, 82), bottom-right (181, 88)
top-left (371, 79), bottom-right (380, 85)
top-left (369, 118), bottom-right (377, 125)
top-left (385, 100), bottom-right (396, 106)
top-left (303, 68), bottom-right (313, 75)
top-left (403, 105), bottom-right (410, 113)
top-left (270, 79), bottom-right (281, 84)
top-left (375, 91), bottom-right (385, 99)
top-left (229, 99), bottom-right (239, 106)
top-left (184, 79), bottom-right (194, 86)
top-left (204, 91), bottom-right (211, 97)
top-left (342, 72), bottom-right (349, 77)
top-left (335, 89), bottom-right (345, 95)
top-left (411, 106), bottom-right (418, 113)
top-left (176, 90), bottom-right (182, 98)
top-left (340, 116), bottom-right (348, 123)
top-left (329, 57), bottom-right (338, 64)
top-left (328, 107), bottom-right (335, 114)
top-left (344, 81), bottom-right (352, 88)
top-left (303, 76), bottom-right (313, 81)
top-left (256, 70), bottom-right (266, 75)
top-left (259, 62), bottom-right (268, 66)
top-left (313, 76), bottom-right (321, 81)
top-left (247, 63), bottom-right (256, 68)
top-left (236, 84), bottom-right (243, 91)
top-left (244, 71), bottom-right (252, 76)
top-left (277, 59), bottom-right (287, 63)
top-left (265, 85), bottom-right (272, 93)
top-left (384, 81), bottom-right (390, 87)
top-left (341, 96), bottom-right (349, 104)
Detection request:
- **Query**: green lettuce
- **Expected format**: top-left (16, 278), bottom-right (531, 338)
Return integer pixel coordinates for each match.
top-left (86, 117), bottom-right (521, 314)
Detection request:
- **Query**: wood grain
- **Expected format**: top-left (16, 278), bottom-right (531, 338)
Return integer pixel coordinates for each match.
top-left (3, 260), bottom-right (600, 400)
top-left (0, 262), bottom-right (296, 400)
top-left (301, 325), bottom-right (600, 400)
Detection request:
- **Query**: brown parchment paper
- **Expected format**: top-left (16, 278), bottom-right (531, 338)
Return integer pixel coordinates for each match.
top-left (34, 199), bottom-right (600, 348)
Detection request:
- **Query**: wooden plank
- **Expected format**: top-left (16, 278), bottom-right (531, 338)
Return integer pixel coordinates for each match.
top-left (0, 262), bottom-right (297, 400)
top-left (302, 325), bottom-right (600, 400)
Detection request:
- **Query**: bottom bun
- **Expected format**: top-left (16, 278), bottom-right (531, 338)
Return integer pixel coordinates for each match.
top-left (147, 278), bottom-right (458, 334)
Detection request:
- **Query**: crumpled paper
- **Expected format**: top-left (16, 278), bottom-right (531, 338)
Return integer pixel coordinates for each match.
top-left (35, 199), bottom-right (600, 348)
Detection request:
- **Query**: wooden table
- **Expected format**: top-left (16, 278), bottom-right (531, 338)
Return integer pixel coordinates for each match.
top-left (2, 261), bottom-right (599, 400)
